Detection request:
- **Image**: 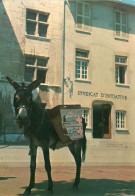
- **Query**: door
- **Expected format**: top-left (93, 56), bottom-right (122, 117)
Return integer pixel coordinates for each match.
top-left (93, 103), bottom-right (111, 138)
top-left (102, 104), bottom-right (111, 138)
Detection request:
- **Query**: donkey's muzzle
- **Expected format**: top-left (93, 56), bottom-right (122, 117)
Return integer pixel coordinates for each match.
top-left (17, 106), bottom-right (28, 120)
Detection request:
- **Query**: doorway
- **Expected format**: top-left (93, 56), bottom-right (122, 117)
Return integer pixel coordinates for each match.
top-left (93, 103), bottom-right (111, 138)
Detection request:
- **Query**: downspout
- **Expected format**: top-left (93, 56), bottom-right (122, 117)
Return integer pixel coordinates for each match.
top-left (62, 0), bottom-right (66, 105)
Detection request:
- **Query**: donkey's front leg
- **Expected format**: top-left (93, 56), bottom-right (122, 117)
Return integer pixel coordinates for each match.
top-left (24, 146), bottom-right (37, 195)
top-left (42, 146), bottom-right (53, 191)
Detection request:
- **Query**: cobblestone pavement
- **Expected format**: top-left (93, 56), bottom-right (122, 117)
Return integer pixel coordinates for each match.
top-left (0, 166), bottom-right (135, 196)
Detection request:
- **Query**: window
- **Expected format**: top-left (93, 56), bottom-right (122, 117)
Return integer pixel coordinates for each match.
top-left (115, 10), bottom-right (127, 38)
top-left (116, 111), bottom-right (126, 129)
top-left (76, 2), bottom-right (91, 32)
top-left (115, 56), bottom-right (128, 85)
top-left (24, 55), bottom-right (48, 83)
top-left (26, 9), bottom-right (49, 37)
top-left (75, 50), bottom-right (89, 80)
top-left (82, 109), bottom-right (89, 127)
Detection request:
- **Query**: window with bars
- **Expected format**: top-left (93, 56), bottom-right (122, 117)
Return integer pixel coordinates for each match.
top-left (75, 50), bottom-right (89, 80)
top-left (82, 109), bottom-right (89, 127)
top-left (115, 10), bottom-right (128, 38)
top-left (115, 56), bottom-right (128, 85)
top-left (26, 9), bottom-right (49, 37)
top-left (24, 55), bottom-right (48, 83)
top-left (116, 111), bottom-right (126, 129)
top-left (76, 2), bottom-right (91, 32)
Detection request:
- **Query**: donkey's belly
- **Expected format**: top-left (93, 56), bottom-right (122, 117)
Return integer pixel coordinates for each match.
top-left (49, 138), bottom-right (72, 149)
top-left (24, 134), bottom-right (44, 147)
top-left (55, 141), bottom-right (73, 149)
top-left (25, 134), bottom-right (73, 148)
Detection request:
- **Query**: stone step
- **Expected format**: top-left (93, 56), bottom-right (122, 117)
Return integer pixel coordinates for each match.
top-left (86, 140), bottom-right (135, 148)
top-left (0, 142), bottom-right (134, 167)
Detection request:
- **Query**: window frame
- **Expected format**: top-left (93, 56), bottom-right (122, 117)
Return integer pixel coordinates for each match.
top-left (115, 9), bottom-right (128, 39)
top-left (75, 49), bottom-right (89, 81)
top-left (82, 108), bottom-right (89, 128)
top-left (116, 110), bottom-right (127, 130)
top-left (24, 55), bottom-right (48, 83)
top-left (115, 56), bottom-right (128, 85)
top-left (26, 9), bottom-right (49, 38)
top-left (76, 1), bottom-right (91, 32)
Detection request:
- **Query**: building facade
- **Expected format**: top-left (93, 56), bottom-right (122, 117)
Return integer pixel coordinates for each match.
top-left (64, 0), bottom-right (135, 141)
top-left (0, 0), bottom-right (63, 142)
top-left (0, 0), bottom-right (135, 165)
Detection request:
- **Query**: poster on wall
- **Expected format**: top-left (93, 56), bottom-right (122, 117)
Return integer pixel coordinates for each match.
top-left (60, 108), bottom-right (83, 140)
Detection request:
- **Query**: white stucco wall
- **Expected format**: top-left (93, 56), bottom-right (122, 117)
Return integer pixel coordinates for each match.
top-left (64, 1), bottom-right (135, 143)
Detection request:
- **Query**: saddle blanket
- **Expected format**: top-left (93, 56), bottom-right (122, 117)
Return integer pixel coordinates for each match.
top-left (47, 105), bottom-right (84, 142)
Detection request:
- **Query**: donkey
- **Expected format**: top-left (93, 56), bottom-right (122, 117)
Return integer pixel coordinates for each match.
top-left (6, 76), bottom-right (87, 194)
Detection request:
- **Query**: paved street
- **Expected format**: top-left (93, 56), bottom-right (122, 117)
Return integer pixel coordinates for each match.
top-left (0, 166), bottom-right (135, 196)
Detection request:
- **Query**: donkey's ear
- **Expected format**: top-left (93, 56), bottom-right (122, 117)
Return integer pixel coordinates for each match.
top-left (27, 77), bottom-right (43, 91)
top-left (6, 76), bottom-right (20, 90)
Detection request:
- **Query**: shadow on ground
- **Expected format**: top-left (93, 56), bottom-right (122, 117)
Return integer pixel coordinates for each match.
top-left (18, 178), bottom-right (135, 196)
top-left (0, 177), bottom-right (16, 181)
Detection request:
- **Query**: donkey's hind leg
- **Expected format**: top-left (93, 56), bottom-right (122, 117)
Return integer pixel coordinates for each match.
top-left (42, 146), bottom-right (53, 192)
top-left (24, 146), bottom-right (37, 195)
top-left (68, 141), bottom-right (82, 189)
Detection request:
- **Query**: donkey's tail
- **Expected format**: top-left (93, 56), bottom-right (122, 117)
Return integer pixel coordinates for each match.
top-left (81, 117), bottom-right (87, 162)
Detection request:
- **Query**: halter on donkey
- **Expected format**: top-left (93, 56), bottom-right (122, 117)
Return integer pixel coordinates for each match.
top-left (6, 76), bottom-right (87, 195)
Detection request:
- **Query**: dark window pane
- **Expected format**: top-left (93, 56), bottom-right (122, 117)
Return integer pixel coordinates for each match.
top-left (77, 16), bottom-right (82, 29)
top-left (122, 13), bottom-right (126, 25)
top-left (84, 17), bottom-right (89, 26)
top-left (115, 57), bottom-right (119, 63)
top-left (26, 21), bottom-right (36, 35)
top-left (76, 50), bottom-right (88, 58)
top-left (38, 24), bottom-right (47, 37)
top-left (39, 14), bottom-right (48, 22)
top-left (122, 26), bottom-right (127, 37)
top-left (116, 11), bottom-right (120, 23)
top-left (37, 58), bottom-right (47, 67)
top-left (119, 66), bottom-right (126, 84)
top-left (84, 4), bottom-right (89, 17)
top-left (27, 11), bottom-right (37, 20)
top-left (120, 57), bottom-right (127, 63)
top-left (116, 24), bottom-right (120, 36)
top-left (37, 69), bottom-right (46, 83)
top-left (77, 3), bottom-right (83, 15)
top-left (115, 66), bottom-right (118, 83)
top-left (25, 56), bottom-right (36, 65)
top-left (24, 67), bottom-right (35, 82)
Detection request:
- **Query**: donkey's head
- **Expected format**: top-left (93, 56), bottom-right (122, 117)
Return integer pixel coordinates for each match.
top-left (6, 76), bottom-right (42, 127)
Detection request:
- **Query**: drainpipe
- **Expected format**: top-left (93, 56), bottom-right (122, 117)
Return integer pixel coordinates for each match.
top-left (62, 0), bottom-right (66, 105)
